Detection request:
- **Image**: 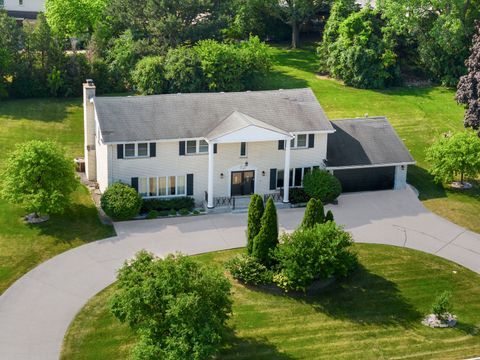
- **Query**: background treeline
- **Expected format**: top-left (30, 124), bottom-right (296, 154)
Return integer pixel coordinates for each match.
top-left (0, 0), bottom-right (479, 99)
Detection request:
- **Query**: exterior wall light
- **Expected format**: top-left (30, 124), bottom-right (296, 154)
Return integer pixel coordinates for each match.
top-left (262, 171), bottom-right (266, 176)
top-left (220, 173), bottom-right (224, 179)
top-left (244, 161), bottom-right (248, 167)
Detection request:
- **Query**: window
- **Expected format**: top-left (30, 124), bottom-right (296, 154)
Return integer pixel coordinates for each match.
top-left (124, 143), bottom-right (148, 158)
top-left (149, 178), bottom-right (157, 197)
top-left (168, 176), bottom-right (176, 195)
top-left (187, 140), bottom-right (209, 155)
top-left (177, 176), bottom-right (185, 195)
top-left (138, 175), bottom-right (186, 198)
top-left (276, 167), bottom-right (314, 189)
top-left (291, 134), bottom-right (308, 149)
top-left (199, 140), bottom-right (209, 153)
top-left (186, 140), bottom-right (197, 154)
top-left (240, 142), bottom-right (247, 157)
top-left (158, 177), bottom-right (167, 196)
top-left (138, 178), bottom-right (148, 197)
top-left (19, 0), bottom-right (23, 5)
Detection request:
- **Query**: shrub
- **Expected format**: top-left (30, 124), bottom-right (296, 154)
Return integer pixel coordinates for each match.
top-left (289, 187), bottom-right (310, 204)
top-left (101, 183), bottom-right (142, 221)
top-left (164, 46), bottom-right (203, 93)
top-left (168, 209), bottom-right (177, 216)
top-left (192, 210), bottom-right (200, 215)
top-left (225, 255), bottom-right (273, 285)
top-left (432, 291), bottom-right (453, 320)
top-left (178, 208), bottom-right (190, 216)
top-left (252, 198), bottom-right (279, 267)
top-left (247, 194), bottom-right (264, 255)
top-left (325, 210), bottom-right (334, 222)
top-left (273, 222), bottom-right (357, 292)
top-left (301, 198), bottom-right (325, 228)
top-left (110, 251), bottom-right (232, 359)
top-left (303, 169), bottom-right (342, 203)
top-left (142, 197), bottom-right (194, 213)
top-left (158, 210), bottom-right (170, 217)
top-left (146, 210), bottom-right (159, 219)
top-left (132, 56), bottom-right (165, 95)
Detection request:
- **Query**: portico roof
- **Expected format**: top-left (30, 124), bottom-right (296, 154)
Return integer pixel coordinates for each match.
top-left (206, 111), bottom-right (292, 143)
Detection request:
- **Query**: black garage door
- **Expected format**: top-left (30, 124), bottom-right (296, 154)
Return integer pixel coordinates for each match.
top-left (333, 166), bottom-right (395, 192)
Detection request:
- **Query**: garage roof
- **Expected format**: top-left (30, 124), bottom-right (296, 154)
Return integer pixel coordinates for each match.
top-left (326, 117), bottom-right (415, 168)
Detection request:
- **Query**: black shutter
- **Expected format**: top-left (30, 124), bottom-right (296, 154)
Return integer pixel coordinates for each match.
top-left (149, 142), bottom-right (156, 157)
top-left (308, 134), bottom-right (315, 148)
top-left (289, 169), bottom-right (294, 187)
top-left (186, 174), bottom-right (194, 196)
top-left (240, 142), bottom-right (246, 156)
top-left (214, 144), bottom-right (218, 154)
top-left (179, 141), bottom-right (185, 156)
top-left (295, 168), bottom-right (302, 187)
top-left (313, 166), bottom-right (320, 170)
top-left (269, 169), bottom-right (277, 190)
top-left (117, 144), bottom-right (124, 159)
top-left (278, 140), bottom-right (285, 150)
top-left (131, 177), bottom-right (138, 192)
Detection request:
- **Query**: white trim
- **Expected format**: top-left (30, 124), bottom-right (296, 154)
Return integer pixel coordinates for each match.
top-left (326, 162), bottom-right (415, 171)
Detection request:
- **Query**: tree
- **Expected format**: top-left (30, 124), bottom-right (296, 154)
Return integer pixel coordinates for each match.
top-left (325, 209), bottom-right (334, 222)
top-left (301, 198), bottom-right (325, 228)
top-left (456, 21), bottom-right (480, 134)
top-left (0, 11), bottom-right (21, 98)
top-left (132, 56), bottom-right (165, 95)
top-left (252, 197), bottom-right (278, 266)
top-left (110, 251), bottom-right (232, 360)
top-left (266, 0), bottom-right (330, 48)
top-left (426, 131), bottom-right (480, 184)
top-left (1, 140), bottom-right (78, 216)
top-left (164, 46), bottom-right (203, 93)
top-left (45, 0), bottom-right (108, 38)
top-left (247, 194), bottom-right (265, 255)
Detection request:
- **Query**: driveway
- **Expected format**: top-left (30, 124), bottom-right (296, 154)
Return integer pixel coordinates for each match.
top-left (1, 186), bottom-right (479, 359)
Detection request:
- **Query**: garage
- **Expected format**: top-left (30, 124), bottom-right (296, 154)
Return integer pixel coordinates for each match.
top-left (333, 166), bottom-right (395, 192)
top-left (326, 117), bottom-right (415, 192)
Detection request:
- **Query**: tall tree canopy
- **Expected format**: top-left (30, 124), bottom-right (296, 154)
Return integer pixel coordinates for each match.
top-left (456, 21), bottom-right (480, 134)
top-left (0, 11), bottom-right (21, 98)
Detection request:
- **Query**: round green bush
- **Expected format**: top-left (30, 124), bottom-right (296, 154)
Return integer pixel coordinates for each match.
top-left (168, 209), bottom-right (177, 216)
top-left (146, 210), bottom-right (159, 219)
top-left (179, 208), bottom-right (190, 216)
top-left (101, 183), bottom-right (142, 221)
top-left (303, 170), bottom-right (342, 203)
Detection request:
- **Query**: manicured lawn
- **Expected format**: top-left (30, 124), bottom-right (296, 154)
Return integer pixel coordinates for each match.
top-left (264, 46), bottom-right (480, 234)
top-left (61, 244), bottom-right (480, 360)
top-left (0, 99), bottom-right (115, 294)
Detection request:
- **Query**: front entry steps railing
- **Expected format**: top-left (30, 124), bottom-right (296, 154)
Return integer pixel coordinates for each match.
top-left (203, 192), bottom-right (286, 213)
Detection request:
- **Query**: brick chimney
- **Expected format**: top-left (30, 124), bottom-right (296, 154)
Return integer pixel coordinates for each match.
top-left (83, 79), bottom-right (97, 181)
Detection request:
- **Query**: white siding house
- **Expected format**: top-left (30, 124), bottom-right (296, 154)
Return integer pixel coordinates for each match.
top-left (1, 0), bottom-right (45, 19)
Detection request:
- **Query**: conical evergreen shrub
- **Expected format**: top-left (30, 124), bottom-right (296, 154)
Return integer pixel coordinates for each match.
top-left (252, 198), bottom-right (278, 266)
top-left (247, 194), bottom-right (264, 255)
top-left (301, 198), bottom-right (325, 228)
top-left (325, 210), bottom-right (334, 222)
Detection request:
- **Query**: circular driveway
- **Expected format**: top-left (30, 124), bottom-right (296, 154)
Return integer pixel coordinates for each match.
top-left (1, 187), bottom-right (479, 359)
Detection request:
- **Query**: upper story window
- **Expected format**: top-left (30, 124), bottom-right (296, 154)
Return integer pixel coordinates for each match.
top-left (19, 0), bottom-right (23, 5)
top-left (290, 134), bottom-right (308, 149)
top-left (240, 142), bottom-right (247, 157)
top-left (186, 140), bottom-right (208, 155)
top-left (124, 143), bottom-right (149, 158)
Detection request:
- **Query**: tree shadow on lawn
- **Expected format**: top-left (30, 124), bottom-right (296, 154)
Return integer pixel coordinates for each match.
top-left (298, 264), bottom-right (422, 328)
top-left (220, 329), bottom-right (295, 360)
top-left (0, 98), bottom-right (76, 122)
top-left (262, 69), bottom-right (309, 91)
top-left (408, 165), bottom-right (447, 201)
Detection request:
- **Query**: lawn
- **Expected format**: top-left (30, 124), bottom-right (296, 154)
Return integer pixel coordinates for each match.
top-left (61, 244), bottom-right (480, 360)
top-left (0, 99), bottom-right (115, 294)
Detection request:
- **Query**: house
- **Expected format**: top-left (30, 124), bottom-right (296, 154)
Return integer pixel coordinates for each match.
top-left (83, 80), bottom-right (414, 209)
top-left (1, 0), bottom-right (44, 21)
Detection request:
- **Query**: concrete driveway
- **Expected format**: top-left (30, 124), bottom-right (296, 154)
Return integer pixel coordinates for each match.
top-left (0, 186), bottom-right (479, 359)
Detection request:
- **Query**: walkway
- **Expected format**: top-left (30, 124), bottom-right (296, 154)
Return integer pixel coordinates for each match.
top-left (1, 187), bottom-right (480, 359)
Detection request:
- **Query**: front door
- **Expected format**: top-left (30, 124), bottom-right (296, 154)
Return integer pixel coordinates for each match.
top-left (231, 171), bottom-right (255, 196)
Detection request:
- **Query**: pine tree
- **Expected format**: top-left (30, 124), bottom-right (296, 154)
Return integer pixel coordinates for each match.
top-left (246, 194), bottom-right (264, 255)
top-left (456, 21), bottom-right (480, 134)
top-left (252, 198), bottom-right (278, 266)
top-left (325, 210), bottom-right (334, 223)
top-left (301, 198), bottom-right (325, 228)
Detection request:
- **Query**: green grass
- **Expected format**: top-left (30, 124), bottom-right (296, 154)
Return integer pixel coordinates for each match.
top-left (0, 99), bottom-right (115, 294)
top-left (264, 46), bottom-right (480, 234)
top-left (61, 245), bottom-right (480, 360)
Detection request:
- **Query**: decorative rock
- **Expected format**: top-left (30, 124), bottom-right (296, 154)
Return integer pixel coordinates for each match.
top-left (422, 313), bottom-right (457, 328)
top-left (24, 213), bottom-right (50, 224)
top-left (450, 181), bottom-right (473, 190)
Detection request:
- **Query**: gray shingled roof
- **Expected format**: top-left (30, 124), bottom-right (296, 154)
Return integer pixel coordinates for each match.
top-left (94, 88), bottom-right (333, 143)
top-left (326, 117), bottom-right (415, 167)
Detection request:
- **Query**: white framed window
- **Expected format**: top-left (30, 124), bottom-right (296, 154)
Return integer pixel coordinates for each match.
top-left (138, 175), bottom-right (187, 198)
top-left (186, 140), bottom-right (208, 155)
top-left (276, 167), bottom-right (315, 189)
top-left (291, 134), bottom-right (308, 149)
top-left (124, 143), bottom-right (149, 158)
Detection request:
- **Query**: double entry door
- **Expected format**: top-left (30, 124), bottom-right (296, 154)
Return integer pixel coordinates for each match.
top-left (231, 171), bottom-right (255, 196)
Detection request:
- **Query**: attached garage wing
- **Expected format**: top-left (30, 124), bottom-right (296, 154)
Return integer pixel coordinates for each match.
top-left (333, 166), bottom-right (395, 192)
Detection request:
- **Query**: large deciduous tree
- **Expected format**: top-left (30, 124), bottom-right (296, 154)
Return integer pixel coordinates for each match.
top-left (456, 21), bottom-right (480, 134)
top-left (0, 11), bottom-right (21, 98)
top-left (1, 141), bottom-right (78, 217)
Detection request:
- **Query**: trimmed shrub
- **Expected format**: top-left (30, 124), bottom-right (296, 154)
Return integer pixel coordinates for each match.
top-left (247, 194), bottom-right (264, 255)
top-left (179, 208), bottom-right (190, 216)
top-left (132, 56), bottom-right (165, 95)
top-left (301, 198), bottom-right (325, 229)
top-left (101, 183), bottom-right (142, 221)
top-left (225, 255), bottom-right (273, 285)
top-left (158, 210), bottom-right (170, 217)
top-left (273, 222), bottom-right (357, 292)
top-left (303, 169), bottom-right (342, 203)
top-left (289, 187), bottom-right (310, 204)
top-left (325, 210), bottom-right (335, 222)
top-left (432, 291), bottom-right (453, 320)
top-left (142, 197), bottom-right (194, 213)
top-left (192, 210), bottom-right (200, 215)
top-left (168, 209), bottom-right (177, 216)
top-left (146, 210), bottom-right (159, 219)
top-left (252, 198), bottom-right (278, 266)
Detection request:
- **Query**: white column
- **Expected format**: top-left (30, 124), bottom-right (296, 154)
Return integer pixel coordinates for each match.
top-left (283, 138), bottom-right (291, 203)
top-left (207, 142), bottom-right (215, 208)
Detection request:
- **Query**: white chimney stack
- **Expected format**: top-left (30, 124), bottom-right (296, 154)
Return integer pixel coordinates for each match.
top-left (83, 79), bottom-right (97, 181)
